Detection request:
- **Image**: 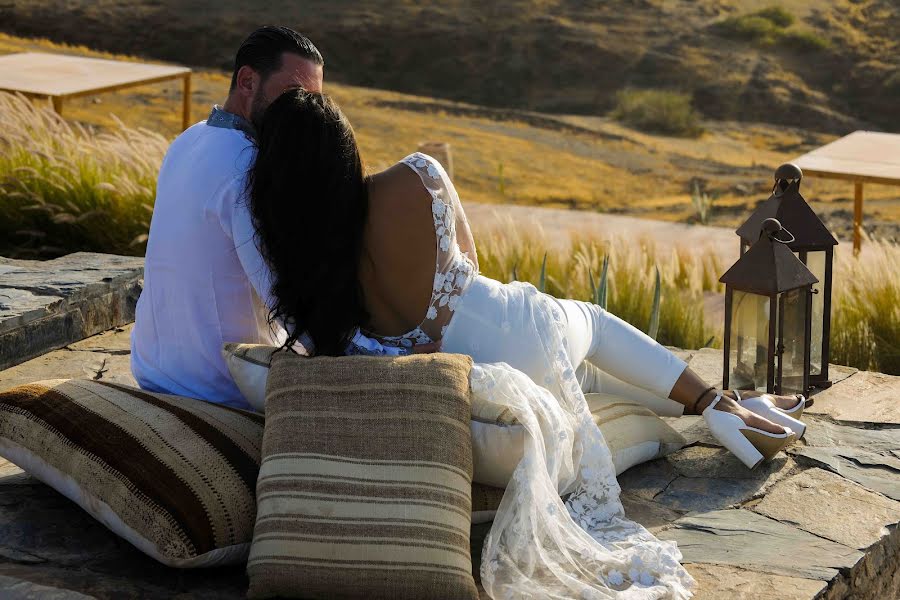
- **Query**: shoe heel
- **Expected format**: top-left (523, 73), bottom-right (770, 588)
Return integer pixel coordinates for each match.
top-left (703, 394), bottom-right (794, 469)
top-left (705, 410), bottom-right (765, 469)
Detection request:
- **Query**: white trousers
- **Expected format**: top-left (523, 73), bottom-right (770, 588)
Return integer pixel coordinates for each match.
top-left (442, 276), bottom-right (687, 416)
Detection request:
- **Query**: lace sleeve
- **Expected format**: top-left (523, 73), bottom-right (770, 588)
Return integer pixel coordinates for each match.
top-left (400, 152), bottom-right (477, 338)
top-left (400, 153), bottom-right (458, 256)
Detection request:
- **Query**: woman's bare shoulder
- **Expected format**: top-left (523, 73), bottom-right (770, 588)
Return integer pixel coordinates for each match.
top-left (368, 161), bottom-right (432, 221)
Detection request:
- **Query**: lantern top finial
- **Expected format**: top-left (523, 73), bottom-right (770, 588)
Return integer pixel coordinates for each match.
top-left (774, 163), bottom-right (803, 182)
top-left (735, 163), bottom-right (837, 249)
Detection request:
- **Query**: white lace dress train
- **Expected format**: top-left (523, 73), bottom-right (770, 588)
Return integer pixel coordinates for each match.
top-left (453, 281), bottom-right (695, 599)
top-left (351, 153), bottom-right (695, 598)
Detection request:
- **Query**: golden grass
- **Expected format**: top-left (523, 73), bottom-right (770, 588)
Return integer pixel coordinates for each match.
top-left (0, 93), bottom-right (165, 256)
top-left (475, 219), bottom-right (900, 374)
top-left (831, 236), bottom-right (900, 374)
top-left (473, 218), bottom-right (721, 350)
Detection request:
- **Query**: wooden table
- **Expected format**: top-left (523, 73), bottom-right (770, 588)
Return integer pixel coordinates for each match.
top-left (0, 52), bottom-right (192, 130)
top-left (792, 131), bottom-right (900, 254)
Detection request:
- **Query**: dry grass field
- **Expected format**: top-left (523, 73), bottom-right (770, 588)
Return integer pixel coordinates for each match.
top-left (1, 32), bottom-right (898, 242)
top-left (0, 31), bottom-right (896, 369)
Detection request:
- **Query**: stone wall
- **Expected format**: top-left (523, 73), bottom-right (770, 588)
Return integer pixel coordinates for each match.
top-left (0, 253), bottom-right (143, 371)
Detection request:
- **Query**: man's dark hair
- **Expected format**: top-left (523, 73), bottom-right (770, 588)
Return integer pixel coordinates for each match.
top-left (230, 26), bottom-right (324, 91)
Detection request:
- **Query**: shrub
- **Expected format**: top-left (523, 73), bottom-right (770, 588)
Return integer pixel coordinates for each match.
top-left (753, 6), bottom-right (795, 28)
top-left (610, 89), bottom-right (703, 137)
top-left (719, 14), bottom-right (782, 44)
top-left (781, 29), bottom-right (831, 52)
top-left (690, 180), bottom-right (714, 225)
top-left (715, 7), bottom-right (829, 53)
top-left (0, 92), bottom-right (165, 258)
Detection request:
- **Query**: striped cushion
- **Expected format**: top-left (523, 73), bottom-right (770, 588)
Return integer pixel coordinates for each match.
top-left (248, 351), bottom-right (478, 600)
top-left (0, 379), bottom-right (263, 567)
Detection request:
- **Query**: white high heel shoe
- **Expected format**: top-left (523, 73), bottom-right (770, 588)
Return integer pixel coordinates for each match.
top-left (732, 389), bottom-right (807, 438)
top-left (703, 393), bottom-right (796, 469)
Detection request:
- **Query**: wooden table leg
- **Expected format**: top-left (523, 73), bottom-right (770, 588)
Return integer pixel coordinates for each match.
top-left (181, 72), bottom-right (192, 131)
top-left (51, 96), bottom-right (63, 117)
top-left (853, 181), bottom-right (863, 255)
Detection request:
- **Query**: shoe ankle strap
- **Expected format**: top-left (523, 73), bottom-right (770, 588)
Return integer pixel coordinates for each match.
top-left (690, 386), bottom-right (717, 414)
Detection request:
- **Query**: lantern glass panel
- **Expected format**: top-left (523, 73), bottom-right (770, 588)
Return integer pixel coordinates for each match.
top-left (729, 290), bottom-right (770, 392)
top-left (805, 251), bottom-right (826, 377)
top-left (778, 287), bottom-right (808, 395)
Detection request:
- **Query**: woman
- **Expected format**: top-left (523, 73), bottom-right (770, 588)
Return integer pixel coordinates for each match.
top-left (247, 89), bottom-right (808, 598)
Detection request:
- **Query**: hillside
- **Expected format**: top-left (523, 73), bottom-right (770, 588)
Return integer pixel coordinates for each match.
top-left (1, 0), bottom-right (897, 133)
top-left (1, 31), bottom-right (899, 247)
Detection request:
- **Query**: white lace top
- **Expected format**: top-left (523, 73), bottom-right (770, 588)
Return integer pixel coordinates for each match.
top-left (356, 152), bottom-right (477, 352)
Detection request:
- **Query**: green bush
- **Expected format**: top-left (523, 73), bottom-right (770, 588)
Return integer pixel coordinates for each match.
top-left (753, 6), bottom-right (795, 28)
top-left (610, 89), bottom-right (703, 137)
top-left (719, 15), bottom-right (782, 44)
top-left (782, 29), bottom-right (831, 52)
top-left (716, 7), bottom-right (829, 53)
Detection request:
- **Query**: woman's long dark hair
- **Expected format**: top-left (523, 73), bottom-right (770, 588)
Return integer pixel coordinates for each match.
top-left (246, 88), bottom-right (369, 356)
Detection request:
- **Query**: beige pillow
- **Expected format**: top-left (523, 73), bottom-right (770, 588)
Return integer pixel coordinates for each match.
top-left (222, 342), bottom-right (277, 412)
top-left (471, 392), bottom-right (686, 490)
top-left (224, 343), bottom-right (685, 484)
top-left (0, 379), bottom-right (263, 567)
top-left (247, 351), bottom-right (478, 600)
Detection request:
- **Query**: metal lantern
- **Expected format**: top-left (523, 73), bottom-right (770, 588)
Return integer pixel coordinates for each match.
top-left (735, 164), bottom-right (838, 389)
top-left (722, 218), bottom-right (819, 396)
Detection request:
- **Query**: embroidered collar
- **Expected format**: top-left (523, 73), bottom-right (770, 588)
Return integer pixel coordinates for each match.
top-left (206, 105), bottom-right (256, 139)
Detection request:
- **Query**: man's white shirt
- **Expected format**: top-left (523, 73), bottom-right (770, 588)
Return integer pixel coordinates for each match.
top-left (131, 119), bottom-right (282, 409)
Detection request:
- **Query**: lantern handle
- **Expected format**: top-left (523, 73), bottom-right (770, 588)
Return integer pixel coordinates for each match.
top-left (760, 217), bottom-right (796, 244)
top-left (771, 228), bottom-right (795, 244)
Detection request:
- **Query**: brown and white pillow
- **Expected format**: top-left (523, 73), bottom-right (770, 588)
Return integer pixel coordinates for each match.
top-left (0, 379), bottom-right (263, 567)
top-left (247, 351), bottom-right (478, 600)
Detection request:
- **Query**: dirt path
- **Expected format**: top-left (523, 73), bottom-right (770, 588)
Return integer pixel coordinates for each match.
top-left (467, 202), bottom-right (742, 264)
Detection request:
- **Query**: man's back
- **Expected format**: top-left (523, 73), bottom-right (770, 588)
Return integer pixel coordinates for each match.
top-left (131, 121), bottom-right (279, 409)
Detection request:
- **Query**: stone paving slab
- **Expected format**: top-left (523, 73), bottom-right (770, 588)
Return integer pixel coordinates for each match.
top-left (789, 446), bottom-right (900, 502)
top-left (661, 508), bottom-right (864, 581)
top-left (806, 371), bottom-right (900, 424)
top-left (751, 468), bottom-right (900, 551)
top-left (0, 324), bottom-right (898, 599)
top-left (0, 253), bottom-right (143, 371)
top-left (684, 563), bottom-right (827, 600)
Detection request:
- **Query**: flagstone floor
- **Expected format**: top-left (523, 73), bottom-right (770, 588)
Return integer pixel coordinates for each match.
top-left (0, 251), bottom-right (898, 599)
top-left (0, 324), bottom-right (897, 599)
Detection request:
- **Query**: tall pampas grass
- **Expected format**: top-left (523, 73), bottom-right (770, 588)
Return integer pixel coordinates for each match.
top-left (831, 235), bottom-right (900, 374)
top-left (473, 218), bottom-right (720, 350)
top-left (0, 92), bottom-right (166, 257)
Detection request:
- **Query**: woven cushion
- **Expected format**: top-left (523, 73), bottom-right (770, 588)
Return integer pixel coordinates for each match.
top-left (0, 379), bottom-right (263, 567)
top-left (248, 351), bottom-right (478, 600)
top-left (472, 392), bottom-right (686, 489)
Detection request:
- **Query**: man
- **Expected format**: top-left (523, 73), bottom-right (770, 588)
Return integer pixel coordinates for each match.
top-left (130, 26), bottom-right (326, 409)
